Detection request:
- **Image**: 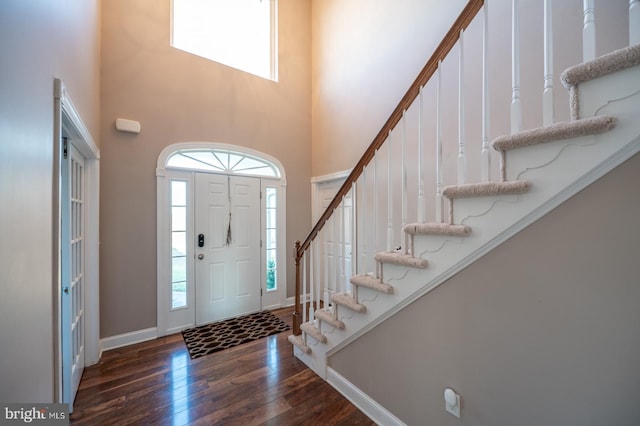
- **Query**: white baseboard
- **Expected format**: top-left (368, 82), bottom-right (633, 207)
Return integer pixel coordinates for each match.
top-left (327, 367), bottom-right (406, 426)
top-left (100, 327), bottom-right (158, 352)
top-left (284, 295), bottom-right (312, 307)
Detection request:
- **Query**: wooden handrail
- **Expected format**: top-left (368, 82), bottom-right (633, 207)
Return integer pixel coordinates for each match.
top-left (292, 0), bottom-right (484, 334)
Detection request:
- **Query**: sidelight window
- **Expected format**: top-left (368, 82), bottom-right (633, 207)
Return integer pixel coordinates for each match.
top-left (265, 187), bottom-right (277, 291)
top-left (171, 180), bottom-right (188, 309)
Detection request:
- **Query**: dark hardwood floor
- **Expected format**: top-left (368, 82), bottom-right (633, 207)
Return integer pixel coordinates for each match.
top-left (70, 307), bottom-right (375, 425)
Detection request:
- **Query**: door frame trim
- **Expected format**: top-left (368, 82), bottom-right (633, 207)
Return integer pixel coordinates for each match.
top-left (156, 142), bottom-right (287, 336)
top-left (53, 78), bottom-right (100, 405)
top-left (311, 169), bottom-right (351, 223)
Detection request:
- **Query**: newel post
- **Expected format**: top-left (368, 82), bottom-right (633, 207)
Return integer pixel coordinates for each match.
top-left (292, 240), bottom-right (302, 335)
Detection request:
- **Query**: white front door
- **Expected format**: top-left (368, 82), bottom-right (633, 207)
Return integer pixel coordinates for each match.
top-left (195, 173), bottom-right (261, 325)
top-left (61, 142), bottom-right (85, 410)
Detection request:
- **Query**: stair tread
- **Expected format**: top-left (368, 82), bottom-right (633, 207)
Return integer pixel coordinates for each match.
top-left (561, 44), bottom-right (640, 88)
top-left (443, 180), bottom-right (530, 199)
top-left (331, 292), bottom-right (366, 314)
top-left (315, 309), bottom-right (345, 329)
top-left (300, 321), bottom-right (327, 343)
top-left (492, 116), bottom-right (616, 152)
top-left (374, 252), bottom-right (428, 269)
top-left (288, 334), bottom-right (311, 354)
top-left (350, 274), bottom-right (394, 294)
top-left (404, 222), bottom-right (471, 236)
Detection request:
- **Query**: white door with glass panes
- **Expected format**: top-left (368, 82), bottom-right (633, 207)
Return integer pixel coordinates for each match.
top-left (195, 173), bottom-right (261, 325)
top-left (61, 142), bottom-right (85, 409)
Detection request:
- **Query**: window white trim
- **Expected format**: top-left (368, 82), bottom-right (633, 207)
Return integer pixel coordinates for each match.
top-left (170, 0), bottom-right (278, 81)
top-left (157, 142), bottom-right (287, 336)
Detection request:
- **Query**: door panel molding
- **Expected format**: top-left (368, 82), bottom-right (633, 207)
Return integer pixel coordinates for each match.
top-left (195, 173), bottom-right (261, 325)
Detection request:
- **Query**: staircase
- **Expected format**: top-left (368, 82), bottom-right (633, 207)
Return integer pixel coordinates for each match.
top-left (289, 1), bottom-right (640, 421)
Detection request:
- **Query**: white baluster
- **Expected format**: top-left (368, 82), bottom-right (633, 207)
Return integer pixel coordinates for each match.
top-left (302, 250), bottom-right (315, 322)
top-left (347, 182), bottom-right (358, 285)
top-left (512, 0), bottom-right (522, 134)
top-left (583, 0), bottom-right (596, 61)
top-left (309, 239), bottom-right (315, 323)
top-left (341, 199), bottom-right (346, 292)
top-left (543, 0), bottom-right (554, 126)
top-left (387, 131), bottom-right (394, 252)
top-left (373, 150), bottom-right (379, 271)
top-left (335, 204), bottom-right (341, 294)
top-left (417, 86), bottom-right (426, 222)
top-left (314, 238), bottom-right (320, 311)
top-left (401, 110), bottom-right (408, 254)
top-left (631, 0), bottom-right (640, 45)
top-left (323, 223), bottom-right (330, 309)
top-left (351, 182), bottom-right (358, 299)
top-left (481, 1), bottom-right (491, 182)
top-left (458, 29), bottom-right (467, 185)
top-left (302, 250), bottom-right (307, 324)
top-left (361, 166), bottom-right (367, 274)
top-left (435, 61), bottom-right (444, 223)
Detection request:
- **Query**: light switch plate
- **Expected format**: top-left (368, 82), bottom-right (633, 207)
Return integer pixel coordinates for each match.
top-left (445, 393), bottom-right (460, 418)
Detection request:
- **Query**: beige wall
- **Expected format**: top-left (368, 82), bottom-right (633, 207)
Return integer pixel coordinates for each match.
top-left (310, 0), bottom-right (628, 180)
top-left (100, 0), bottom-right (311, 337)
top-left (0, 0), bottom-right (101, 402)
top-left (330, 152), bottom-right (640, 425)
top-left (311, 0), bottom-right (467, 176)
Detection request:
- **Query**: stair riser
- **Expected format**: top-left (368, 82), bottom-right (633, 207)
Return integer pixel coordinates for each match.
top-left (577, 66), bottom-right (640, 120)
top-left (450, 194), bottom-right (523, 226)
top-left (505, 132), bottom-right (608, 183)
top-left (412, 233), bottom-right (472, 258)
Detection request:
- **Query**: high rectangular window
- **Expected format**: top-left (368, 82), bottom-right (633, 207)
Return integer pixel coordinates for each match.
top-left (171, 0), bottom-right (278, 81)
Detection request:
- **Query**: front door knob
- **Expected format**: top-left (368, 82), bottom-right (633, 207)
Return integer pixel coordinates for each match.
top-left (198, 254), bottom-right (204, 260)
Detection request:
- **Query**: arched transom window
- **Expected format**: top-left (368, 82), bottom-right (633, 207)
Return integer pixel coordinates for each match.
top-left (167, 148), bottom-right (281, 178)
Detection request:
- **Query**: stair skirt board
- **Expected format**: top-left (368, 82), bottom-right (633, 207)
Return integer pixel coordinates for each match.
top-left (327, 367), bottom-right (407, 426)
